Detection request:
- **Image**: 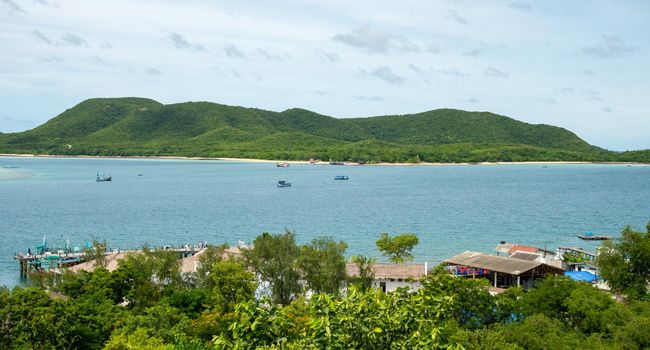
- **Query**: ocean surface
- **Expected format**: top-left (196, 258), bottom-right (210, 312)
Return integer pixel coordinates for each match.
top-left (1, 156), bottom-right (649, 287)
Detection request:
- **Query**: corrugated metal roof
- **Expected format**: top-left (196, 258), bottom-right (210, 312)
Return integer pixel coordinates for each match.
top-left (510, 251), bottom-right (541, 261)
top-left (180, 247), bottom-right (243, 273)
top-left (68, 252), bottom-right (131, 273)
top-left (346, 263), bottom-right (426, 280)
top-left (443, 251), bottom-right (542, 275)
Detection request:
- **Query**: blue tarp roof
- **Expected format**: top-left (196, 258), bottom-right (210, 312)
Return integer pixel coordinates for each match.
top-left (566, 271), bottom-right (601, 283)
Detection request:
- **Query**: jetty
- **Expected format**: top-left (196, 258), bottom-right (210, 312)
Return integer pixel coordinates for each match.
top-left (557, 246), bottom-right (597, 261)
top-left (15, 241), bottom-right (208, 278)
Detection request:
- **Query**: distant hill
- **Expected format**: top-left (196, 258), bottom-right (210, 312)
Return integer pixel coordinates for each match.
top-left (0, 97), bottom-right (645, 163)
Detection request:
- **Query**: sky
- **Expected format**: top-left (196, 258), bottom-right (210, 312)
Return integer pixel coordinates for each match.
top-left (0, 0), bottom-right (648, 151)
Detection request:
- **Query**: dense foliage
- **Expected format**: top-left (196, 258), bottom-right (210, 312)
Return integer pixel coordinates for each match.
top-left (376, 232), bottom-right (420, 263)
top-left (1, 97), bottom-right (647, 163)
top-left (1, 226), bottom-right (649, 349)
top-left (597, 223), bottom-right (650, 300)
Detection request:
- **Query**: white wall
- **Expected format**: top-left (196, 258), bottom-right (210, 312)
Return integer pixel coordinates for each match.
top-left (373, 279), bottom-right (421, 293)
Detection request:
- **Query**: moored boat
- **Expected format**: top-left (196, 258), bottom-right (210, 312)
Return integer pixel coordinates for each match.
top-left (96, 173), bottom-right (112, 182)
top-left (577, 232), bottom-right (612, 240)
top-left (277, 180), bottom-right (291, 187)
top-left (276, 162), bottom-right (290, 167)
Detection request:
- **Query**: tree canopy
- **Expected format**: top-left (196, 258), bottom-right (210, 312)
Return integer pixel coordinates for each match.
top-left (1, 226), bottom-right (650, 349)
top-left (243, 231), bottom-right (302, 305)
top-left (597, 222), bottom-right (650, 300)
top-left (376, 233), bottom-right (420, 263)
top-left (297, 237), bottom-right (348, 296)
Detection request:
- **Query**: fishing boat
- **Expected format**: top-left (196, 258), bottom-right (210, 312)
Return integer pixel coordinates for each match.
top-left (577, 232), bottom-right (612, 240)
top-left (96, 173), bottom-right (112, 182)
top-left (334, 175), bottom-right (349, 180)
top-left (277, 180), bottom-right (291, 187)
top-left (276, 162), bottom-right (290, 167)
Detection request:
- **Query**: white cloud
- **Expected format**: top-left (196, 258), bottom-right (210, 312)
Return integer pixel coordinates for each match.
top-left (59, 33), bottom-right (87, 47)
top-left (483, 67), bottom-right (508, 78)
top-left (316, 49), bottom-right (340, 63)
top-left (363, 66), bottom-right (405, 85)
top-left (333, 25), bottom-right (419, 54)
top-left (508, 2), bottom-right (532, 12)
top-left (582, 35), bottom-right (640, 59)
top-left (0, 0), bottom-right (648, 150)
top-left (32, 30), bottom-right (51, 44)
top-left (448, 10), bottom-right (468, 25)
top-left (224, 44), bottom-right (246, 59)
top-left (166, 31), bottom-right (206, 51)
top-left (1, 0), bottom-right (25, 13)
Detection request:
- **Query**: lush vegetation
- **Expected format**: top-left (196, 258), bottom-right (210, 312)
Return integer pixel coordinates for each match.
top-left (597, 223), bottom-right (650, 300)
top-left (1, 97), bottom-right (647, 163)
top-left (376, 232), bottom-right (420, 263)
top-left (1, 226), bottom-right (649, 349)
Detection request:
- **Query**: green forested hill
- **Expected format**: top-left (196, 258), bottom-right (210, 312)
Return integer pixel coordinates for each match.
top-left (0, 97), bottom-right (645, 163)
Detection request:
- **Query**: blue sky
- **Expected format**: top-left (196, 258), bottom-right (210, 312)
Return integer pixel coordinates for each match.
top-left (0, 0), bottom-right (648, 150)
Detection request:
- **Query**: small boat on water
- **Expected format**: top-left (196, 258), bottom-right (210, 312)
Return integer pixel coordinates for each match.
top-left (334, 175), bottom-right (349, 180)
top-left (277, 180), bottom-right (291, 187)
top-left (577, 232), bottom-right (612, 240)
top-left (96, 173), bottom-right (112, 182)
top-left (277, 162), bottom-right (290, 168)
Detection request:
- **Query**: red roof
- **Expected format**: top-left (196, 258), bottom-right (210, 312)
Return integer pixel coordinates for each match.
top-left (508, 244), bottom-right (538, 255)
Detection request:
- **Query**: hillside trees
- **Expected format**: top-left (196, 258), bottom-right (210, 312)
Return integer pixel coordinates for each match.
top-left (4, 97), bottom-right (646, 163)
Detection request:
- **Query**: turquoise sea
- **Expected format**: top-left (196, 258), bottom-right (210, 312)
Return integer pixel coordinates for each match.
top-left (1, 156), bottom-right (649, 287)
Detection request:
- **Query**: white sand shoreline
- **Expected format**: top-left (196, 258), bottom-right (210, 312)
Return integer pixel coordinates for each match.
top-left (0, 153), bottom-right (646, 166)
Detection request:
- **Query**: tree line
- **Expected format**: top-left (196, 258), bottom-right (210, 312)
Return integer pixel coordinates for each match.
top-left (0, 225), bottom-right (648, 349)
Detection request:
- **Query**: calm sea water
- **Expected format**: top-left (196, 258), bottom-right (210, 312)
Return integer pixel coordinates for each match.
top-left (1, 156), bottom-right (649, 287)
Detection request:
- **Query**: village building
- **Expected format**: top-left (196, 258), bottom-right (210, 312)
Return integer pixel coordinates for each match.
top-left (346, 262), bottom-right (428, 292)
top-left (494, 242), bottom-right (564, 269)
top-left (443, 251), bottom-right (565, 290)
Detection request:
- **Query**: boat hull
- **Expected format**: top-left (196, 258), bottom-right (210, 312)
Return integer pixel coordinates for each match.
top-left (577, 235), bottom-right (611, 240)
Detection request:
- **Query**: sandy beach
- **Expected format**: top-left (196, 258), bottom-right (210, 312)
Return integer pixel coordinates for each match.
top-left (0, 153), bottom-right (646, 167)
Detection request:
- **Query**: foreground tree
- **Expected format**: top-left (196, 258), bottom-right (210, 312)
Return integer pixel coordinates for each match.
top-left (596, 222), bottom-right (650, 300)
top-left (376, 233), bottom-right (419, 263)
top-left (210, 259), bottom-right (257, 312)
top-left (243, 231), bottom-right (301, 305)
top-left (348, 255), bottom-right (376, 292)
top-left (195, 244), bottom-right (229, 288)
top-left (298, 237), bottom-right (348, 295)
